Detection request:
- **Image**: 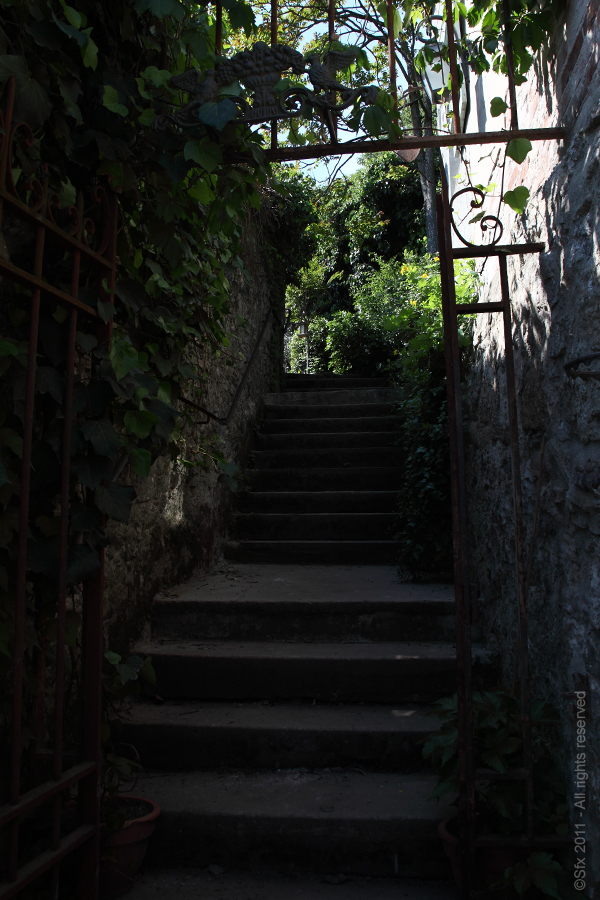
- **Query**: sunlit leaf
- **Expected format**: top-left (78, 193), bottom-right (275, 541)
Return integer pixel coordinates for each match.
top-left (503, 185), bottom-right (530, 214)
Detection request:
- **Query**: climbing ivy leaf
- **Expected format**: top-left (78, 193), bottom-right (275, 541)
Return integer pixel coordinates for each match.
top-left (81, 419), bottom-right (121, 459)
top-left (135, 0), bottom-right (185, 19)
top-left (503, 186), bottom-right (530, 214)
top-left (71, 454), bottom-right (113, 489)
top-left (36, 367), bottom-right (64, 403)
top-left (94, 483), bottom-right (136, 523)
top-left (124, 410), bottom-right (159, 439)
top-left (490, 96), bottom-right (508, 117)
top-left (506, 138), bottom-right (532, 164)
top-left (196, 99), bottom-right (238, 130)
top-left (103, 85), bottom-right (128, 117)
top-left (130, 447), bottom-right (152, 477)
top-left (184, 140), bottom-right (222, 172)
top-left (67, 544), bottom-right (100, 583)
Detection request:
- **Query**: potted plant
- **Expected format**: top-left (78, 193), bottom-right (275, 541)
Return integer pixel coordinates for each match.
top-left (423, 689), bottom-right (569, 898)
top-left (100, 651), bottom-right (160, 900)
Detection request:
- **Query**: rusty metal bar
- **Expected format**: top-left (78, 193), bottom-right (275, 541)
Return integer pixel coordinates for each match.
top-left (0, 825), bottom-right (96, 900)
top-left (444, 0), bottom-right (461, 134)
top-left (51, 198), bottom-right (83, 887)
top-left (0, 187), bottom-right (116, 267)
top-left (0, 257), bottom-right (99, 316)
top-left (456, 302), bottom-right (504, 313)
top-left (0, 78), bottom-right (15, 224)
top-left (453, 242), bottom-right (544, 258)
top-left (0, 761), bottom-right (97, 828)
top-left (386, 0), bottom-right (397, 118)
top-left (328, 0), bottom-right (335, 41)
top-left (437, 186), bottom-right (474, 898)
top-left (79, 191), bottom-right (117, 900)
top-left (9, 176), bottom-right (48, 883)
top-left (502, 0), bottom-right (519, 130)
top-left (270, 0), bottom-right (278, 150)
top-left (262, 126), bottom-right (567, 160)
top-left (498, 253), bottom-right (534, 839)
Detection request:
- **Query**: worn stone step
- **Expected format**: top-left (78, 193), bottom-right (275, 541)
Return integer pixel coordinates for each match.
top-left (235, 513), bottom-right (396, 541)
top-left (283, 376), bottom-right (389, 391)
top-left (127, 868), bottom-right (457, 900)
top-left (248, 468), bottom-right (404, 492)
top-left (133, 770), bottom-right (454, 876)
top-left (259, 416), bottom-right (401, 434)
top-left (262, 403), bottom-right (395, 420)
top-left (150, 565), bottom-right (455, 642)
top-left (256, 431), bottom-right (400, 450)
top-left (122, 701), bottom-right (438, 770)
top-left (135, 640), bottom-right (456, 702)
top-left (250, 447), bottom-right (400, 469)
top-left (264, 389), bottom-right (396, 407)
top-left (224, 540), bottom-right (400, 564)
top-left (238, 491), bottom-right (398, 513)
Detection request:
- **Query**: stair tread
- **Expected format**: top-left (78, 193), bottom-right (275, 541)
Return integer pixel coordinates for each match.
top-left (135, 769), bottom-right (452, 823)
top-left (124, 700), bottom-right (438, 735)
top-left (136, 640), bottom-right (456, 660)
top-left (127, 869), bottom-right (456, 899)
top-left (260, 417), bottom-right (401, 432)
top-left (265, 389), bottom-right (396, 405)
top-left (153, 564), bottom-right (454, 609)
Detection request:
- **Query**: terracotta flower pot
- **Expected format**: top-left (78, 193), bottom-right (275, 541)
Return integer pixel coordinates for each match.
top-left (439, 817), bottom-right (517, 897)
top-left (100, 796), bottom-right (160, 899)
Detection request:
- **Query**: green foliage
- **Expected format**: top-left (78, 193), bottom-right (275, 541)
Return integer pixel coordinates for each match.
top-left (423, 690), bottom-right (569, 844)
top-left (102, 649), bottom-right (156, 833)
top-left (506, 138), bottom-right (533, 165)
top-left (503, 185), bottom-right (530, 214)
top-left (0, 0), bottom-right (303, 782)
top-left (504, 852), bottom-right (562, 899)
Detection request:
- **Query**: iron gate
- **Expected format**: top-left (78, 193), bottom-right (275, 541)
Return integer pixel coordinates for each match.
top-left (0, 77), bottom-right (117, 899)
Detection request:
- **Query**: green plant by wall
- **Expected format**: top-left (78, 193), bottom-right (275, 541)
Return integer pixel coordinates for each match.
top-left (0, 0), bottom-right (294, 771)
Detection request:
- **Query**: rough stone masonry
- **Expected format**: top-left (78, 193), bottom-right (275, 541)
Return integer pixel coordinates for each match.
top-left (443, 0), bottom-right (600, 887)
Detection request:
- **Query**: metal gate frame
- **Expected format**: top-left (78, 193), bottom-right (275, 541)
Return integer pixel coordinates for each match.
top-left (437, 169), bottom-right (572, 895)
top-left (0, 77), bottom-right (117, 899)
top-left (0, 0), bottom-right (570, 890)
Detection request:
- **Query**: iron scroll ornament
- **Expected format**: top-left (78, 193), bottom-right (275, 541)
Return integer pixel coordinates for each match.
top-left (450, 186), bottom-right (504, 248)
top-left (154, 41), bottom-right (379, 140)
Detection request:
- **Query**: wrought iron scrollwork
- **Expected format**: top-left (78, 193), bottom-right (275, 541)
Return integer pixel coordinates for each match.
top-left (450, 186), bottom-right (504, 248)
top-left (154, 40), bottom-right (379, 135)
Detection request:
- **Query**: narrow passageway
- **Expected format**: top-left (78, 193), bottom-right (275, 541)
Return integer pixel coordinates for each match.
top-left (127, 374), bottom-right (459, 895)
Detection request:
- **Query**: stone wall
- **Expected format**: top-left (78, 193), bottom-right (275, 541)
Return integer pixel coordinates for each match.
top-left (442, 0), bottom-right (600, 886)
top-left (103, 203), bottom-right (284, 653)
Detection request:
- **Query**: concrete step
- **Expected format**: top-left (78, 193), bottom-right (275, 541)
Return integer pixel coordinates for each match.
top-left (255, 431), bottom-right (400, 450)
top-left (264, 389), bottom-right (396, 407)
top-left (248, 468), bottom-right (404, 492)
top-left (135, 640), bottom-right (456, 702)
top-left (250, 447), bottom-right (400, 469)
top-left (150, 566), bottom-right (455, 642)
top-left (235, 513), bottom-right (396, 541)
top-left (133, 770), bottom-right (454, 876)
top-left (259, 416), bottom-right (401, 434)
top-left (262, 403), bottom-right (395, 420)
top-left (127, 869), bottom-right (458, 900)
top-left (122, 701), bottom-right (438, 770)
top-left (224, 540), bottom-right (400, 564)
top-left (283, 375), bottom-right (389, 391)
top-left (238, 491), bottom-right (398, 513)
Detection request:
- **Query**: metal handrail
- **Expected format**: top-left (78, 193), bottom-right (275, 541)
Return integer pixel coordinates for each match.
top-left (180, 306), bottom-right (275, 425)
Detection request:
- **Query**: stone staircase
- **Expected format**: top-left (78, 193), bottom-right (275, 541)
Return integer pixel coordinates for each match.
top-left (127, 374), bottom-right (458, 894)
top-left (224, 374), bottom-right (403, 564)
